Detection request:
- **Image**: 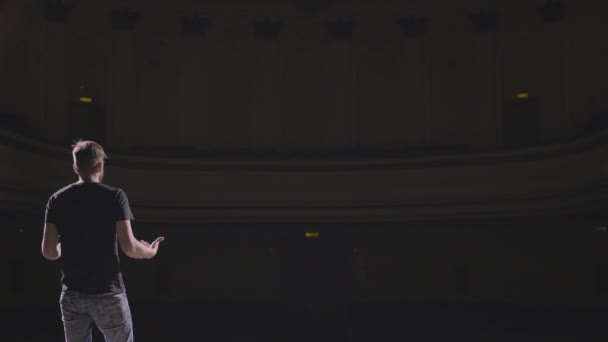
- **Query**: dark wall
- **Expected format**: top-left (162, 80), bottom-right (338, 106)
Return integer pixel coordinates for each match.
top-left (8, 216), bottom-right (608, 309)
top-left (2, 0), bottom-right (607, 149)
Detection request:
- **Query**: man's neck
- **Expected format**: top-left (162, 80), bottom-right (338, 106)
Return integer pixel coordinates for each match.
top-left (77, 176), bottom-right (101, 183)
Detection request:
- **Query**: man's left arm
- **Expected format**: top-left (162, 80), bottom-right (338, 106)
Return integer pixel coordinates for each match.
top-left (41, 223), bottom-right (61, 260)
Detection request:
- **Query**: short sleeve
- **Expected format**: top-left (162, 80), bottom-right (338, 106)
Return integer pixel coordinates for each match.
top-left (115, 189), bottom-right (135, 221)
top-left (45, 195), bottom-right (59, 224)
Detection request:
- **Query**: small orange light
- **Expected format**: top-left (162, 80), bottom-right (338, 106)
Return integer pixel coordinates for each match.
top-left (305, 231), bottom-right (319, 238)
top-left (516, 92), bottom-right (529, 100)
top-left (79, 97), bottom-right (93, 103)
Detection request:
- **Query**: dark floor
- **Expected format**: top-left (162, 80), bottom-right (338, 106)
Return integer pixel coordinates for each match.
top-left (6, 301), bottom-right (608, 341)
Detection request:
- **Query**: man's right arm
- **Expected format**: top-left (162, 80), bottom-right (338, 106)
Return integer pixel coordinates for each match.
top-left (116, 220), bottom-right (164, 259)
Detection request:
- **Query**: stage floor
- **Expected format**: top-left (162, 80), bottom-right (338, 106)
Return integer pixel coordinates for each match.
top-left (6, 301), bottom-right (608, 341)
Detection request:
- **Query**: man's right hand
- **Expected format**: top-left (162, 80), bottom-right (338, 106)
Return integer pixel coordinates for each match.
top-left (150, 237), bottom-right (165, 251)
top-left (140, 237), bottom-right (164, 256)
top-left (117, 220), bottom-right (165, 259)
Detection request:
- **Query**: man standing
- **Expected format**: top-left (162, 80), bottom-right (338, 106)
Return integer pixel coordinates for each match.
top-left (41, 140), bottom-right (164, 342)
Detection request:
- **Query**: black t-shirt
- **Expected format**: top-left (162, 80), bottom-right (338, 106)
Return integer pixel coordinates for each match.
top-left (45, 182), bottom-right (134, 294)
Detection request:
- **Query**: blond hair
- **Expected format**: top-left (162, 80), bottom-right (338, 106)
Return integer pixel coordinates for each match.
top-left (71, 140), bottom-right (107, 173)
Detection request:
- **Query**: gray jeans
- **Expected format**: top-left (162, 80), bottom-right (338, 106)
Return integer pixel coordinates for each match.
top-left (60, 290), bottom-right (133, 342)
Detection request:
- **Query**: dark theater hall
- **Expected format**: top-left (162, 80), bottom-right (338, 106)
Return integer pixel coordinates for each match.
top-left (2, 0), bottom-right (608, 341)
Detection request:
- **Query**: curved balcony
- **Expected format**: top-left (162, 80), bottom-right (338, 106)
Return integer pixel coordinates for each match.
top-left (1, 127), bottom-right (606, 223)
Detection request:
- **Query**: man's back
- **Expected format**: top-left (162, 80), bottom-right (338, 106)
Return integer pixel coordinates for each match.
top-left (46, 182), bottom-right (133, 294)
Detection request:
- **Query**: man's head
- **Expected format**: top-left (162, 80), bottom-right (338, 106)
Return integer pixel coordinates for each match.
top-left (72, 140), bottom-right (107, 182)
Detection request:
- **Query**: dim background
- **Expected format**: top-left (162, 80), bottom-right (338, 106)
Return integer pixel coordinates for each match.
top-left (2, 0), bottom-right (608, 341)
